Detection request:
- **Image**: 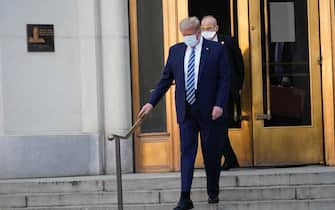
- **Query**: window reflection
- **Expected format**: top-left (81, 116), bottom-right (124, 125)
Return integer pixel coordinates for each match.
top-left (137, 0), bottom-right (167, 133)
top-left (262, 0), bottom-right (311, 126)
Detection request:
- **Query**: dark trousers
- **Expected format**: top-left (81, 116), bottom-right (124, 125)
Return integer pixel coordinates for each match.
top-left (179, 103), bottom-right (226, 197)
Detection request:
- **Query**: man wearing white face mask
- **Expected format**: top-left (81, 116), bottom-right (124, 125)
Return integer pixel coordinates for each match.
top-left (201, 15), bottom-right (244, 171)
top-left (139, 16), bottom-right (231, 209)
top-left (201, 17), bottom-right (219, 41)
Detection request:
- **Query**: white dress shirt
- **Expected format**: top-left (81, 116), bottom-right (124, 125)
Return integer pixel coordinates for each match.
top-left (213, 34), bottom-right (218, 42)
top-left (184, 36), bottom-right (203, 90)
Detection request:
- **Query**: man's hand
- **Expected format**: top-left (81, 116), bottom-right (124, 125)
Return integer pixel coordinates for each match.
top-left (138, 103), bottom-right (154, 118)
top-left (212, 106), bottom-right (223, 120)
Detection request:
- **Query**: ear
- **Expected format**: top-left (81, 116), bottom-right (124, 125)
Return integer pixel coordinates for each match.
top-left (196, 30), bottom-right (202, 39)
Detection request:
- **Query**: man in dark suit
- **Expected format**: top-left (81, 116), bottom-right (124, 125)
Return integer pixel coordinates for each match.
top-left (139, 17), bottom-right (231, 210)
top-left (201, 15), bottom-right (243, 171)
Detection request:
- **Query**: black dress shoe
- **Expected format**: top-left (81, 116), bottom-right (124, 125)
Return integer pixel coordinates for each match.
top-left (208, 195), bottom-right (219, 204)
top-left (173, 199), bottom-right (194, 210)
top-left (221, 155), bottom-right (239, 171)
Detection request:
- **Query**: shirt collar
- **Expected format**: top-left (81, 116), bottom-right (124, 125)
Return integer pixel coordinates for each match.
top-left (196, 36), bottom-right (203, 50)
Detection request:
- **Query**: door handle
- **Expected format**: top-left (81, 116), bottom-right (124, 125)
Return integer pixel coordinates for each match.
top-left (255, 113), bottom-right (271, 120)
top-left (233, 104), bottom-right (250, 121)
top-left (240, 115), bottom-right (250, 121)
top-left (233, 113), bottom-right (250, 121)
top-left (256, 0), bottom-right (272, 121)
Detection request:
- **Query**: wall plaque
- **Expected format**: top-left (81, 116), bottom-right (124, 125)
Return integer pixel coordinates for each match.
top-left (27, 24), bottom-right (55, 52)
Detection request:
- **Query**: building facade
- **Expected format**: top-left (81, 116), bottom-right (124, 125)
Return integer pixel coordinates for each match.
top-left (0, 0), bottom-right (335, 178)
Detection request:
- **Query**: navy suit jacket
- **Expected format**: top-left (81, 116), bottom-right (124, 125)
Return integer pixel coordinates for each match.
top-left (148, 38), bottom-right (231, 124)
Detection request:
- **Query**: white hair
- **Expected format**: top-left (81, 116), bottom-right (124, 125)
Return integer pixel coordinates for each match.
top-left (179, 16), bottom-right (200, 32)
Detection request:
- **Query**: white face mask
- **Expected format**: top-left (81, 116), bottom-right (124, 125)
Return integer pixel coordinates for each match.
top-left (183, 34), bottom-right (199, 47)
top-left (201, 31), bottom-right (216, 40)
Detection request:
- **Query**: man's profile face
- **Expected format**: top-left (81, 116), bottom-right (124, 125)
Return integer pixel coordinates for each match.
top-left (201, 24), bottom-right (218, 32)
top-left (201, 18), bottom-right (219, 32)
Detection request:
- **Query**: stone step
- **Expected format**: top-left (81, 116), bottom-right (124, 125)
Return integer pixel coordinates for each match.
top-left (1, 166), bottom-right (335, 209)
top-left (161, 184), bottom-right (335, 203)
top-left (104, 168), bottom-right (335, 191)
top-left (3, 199), bottom-right (335, 210)
top-left (1, 184), bottom-right (335, 208)
top-left (1, 166), bottom-right (335, 194)
top-left (0, 178), bottom-right (103, 194)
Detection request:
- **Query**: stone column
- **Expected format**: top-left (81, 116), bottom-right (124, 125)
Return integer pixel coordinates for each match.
top-left (98, 0), bottom-right (133, 173)
top-left (78, 0), bottom-right (100, 133)
top-left (0, 39), bottom-right (3, 135)
top-left (77, 0), bottom-right (103, 173)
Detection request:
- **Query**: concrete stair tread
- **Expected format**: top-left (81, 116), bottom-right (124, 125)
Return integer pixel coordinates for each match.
top-left (4, 198), bottom-right (335, 210)
top-left (1, 166), bottom-right (335, 209)
top-left (0, 184), bottom-right (333, 207)
top-left (1, 166), bottom-right (334, 183)
top-left (2, 183), bottom-right (335, 195)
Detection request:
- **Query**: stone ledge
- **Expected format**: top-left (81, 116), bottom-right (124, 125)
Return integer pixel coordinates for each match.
top-left (0, 133), bottom-right (103, 179)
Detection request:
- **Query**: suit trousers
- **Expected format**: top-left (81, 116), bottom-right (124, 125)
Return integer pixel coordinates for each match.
top-left (179, 103), bottom-right (226, 197)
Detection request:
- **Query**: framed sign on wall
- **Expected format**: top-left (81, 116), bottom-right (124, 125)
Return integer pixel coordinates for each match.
top-left (27, 24), bottom-right (55, 52)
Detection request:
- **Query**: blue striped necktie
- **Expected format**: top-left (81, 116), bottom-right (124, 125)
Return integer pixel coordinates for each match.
top-left (186, 48), bottom-right (196, 105)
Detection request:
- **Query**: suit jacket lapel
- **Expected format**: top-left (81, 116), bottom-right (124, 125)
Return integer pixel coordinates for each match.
top-left (198, 39), bottom-right (210, 86)
top-left (178, 44), bottom-right (187, 86)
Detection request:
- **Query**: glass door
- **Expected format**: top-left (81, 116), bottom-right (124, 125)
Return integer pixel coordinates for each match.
top-left (131, 0), bottom-right (173, 172)
top-left (250, 0), bottom-right (324, 165)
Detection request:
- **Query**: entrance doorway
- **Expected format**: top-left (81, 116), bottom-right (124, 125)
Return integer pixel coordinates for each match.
top-left (131, 0), bottom-right (324, 172)
top-left (188, 0), bottom-right (324, 166)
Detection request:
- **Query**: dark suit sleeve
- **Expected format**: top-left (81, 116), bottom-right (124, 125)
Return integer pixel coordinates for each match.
top-left (148, 47), bottom-right (175, 107)
top-left (215, 45), bottom-right (231, 109)
top-left (230, 38), bottom-right (244, 90)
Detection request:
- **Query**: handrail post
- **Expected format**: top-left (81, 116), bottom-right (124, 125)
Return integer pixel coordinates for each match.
top-left (108, 114), bottom-right (146, 210)
top-left (114, 135), bottom-right (123, 210)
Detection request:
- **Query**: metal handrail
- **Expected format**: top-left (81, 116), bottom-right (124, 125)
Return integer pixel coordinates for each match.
top-left (108, 114), bottom-right (146, 140)
top-left (107, 114), bottom-right (147, 210)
